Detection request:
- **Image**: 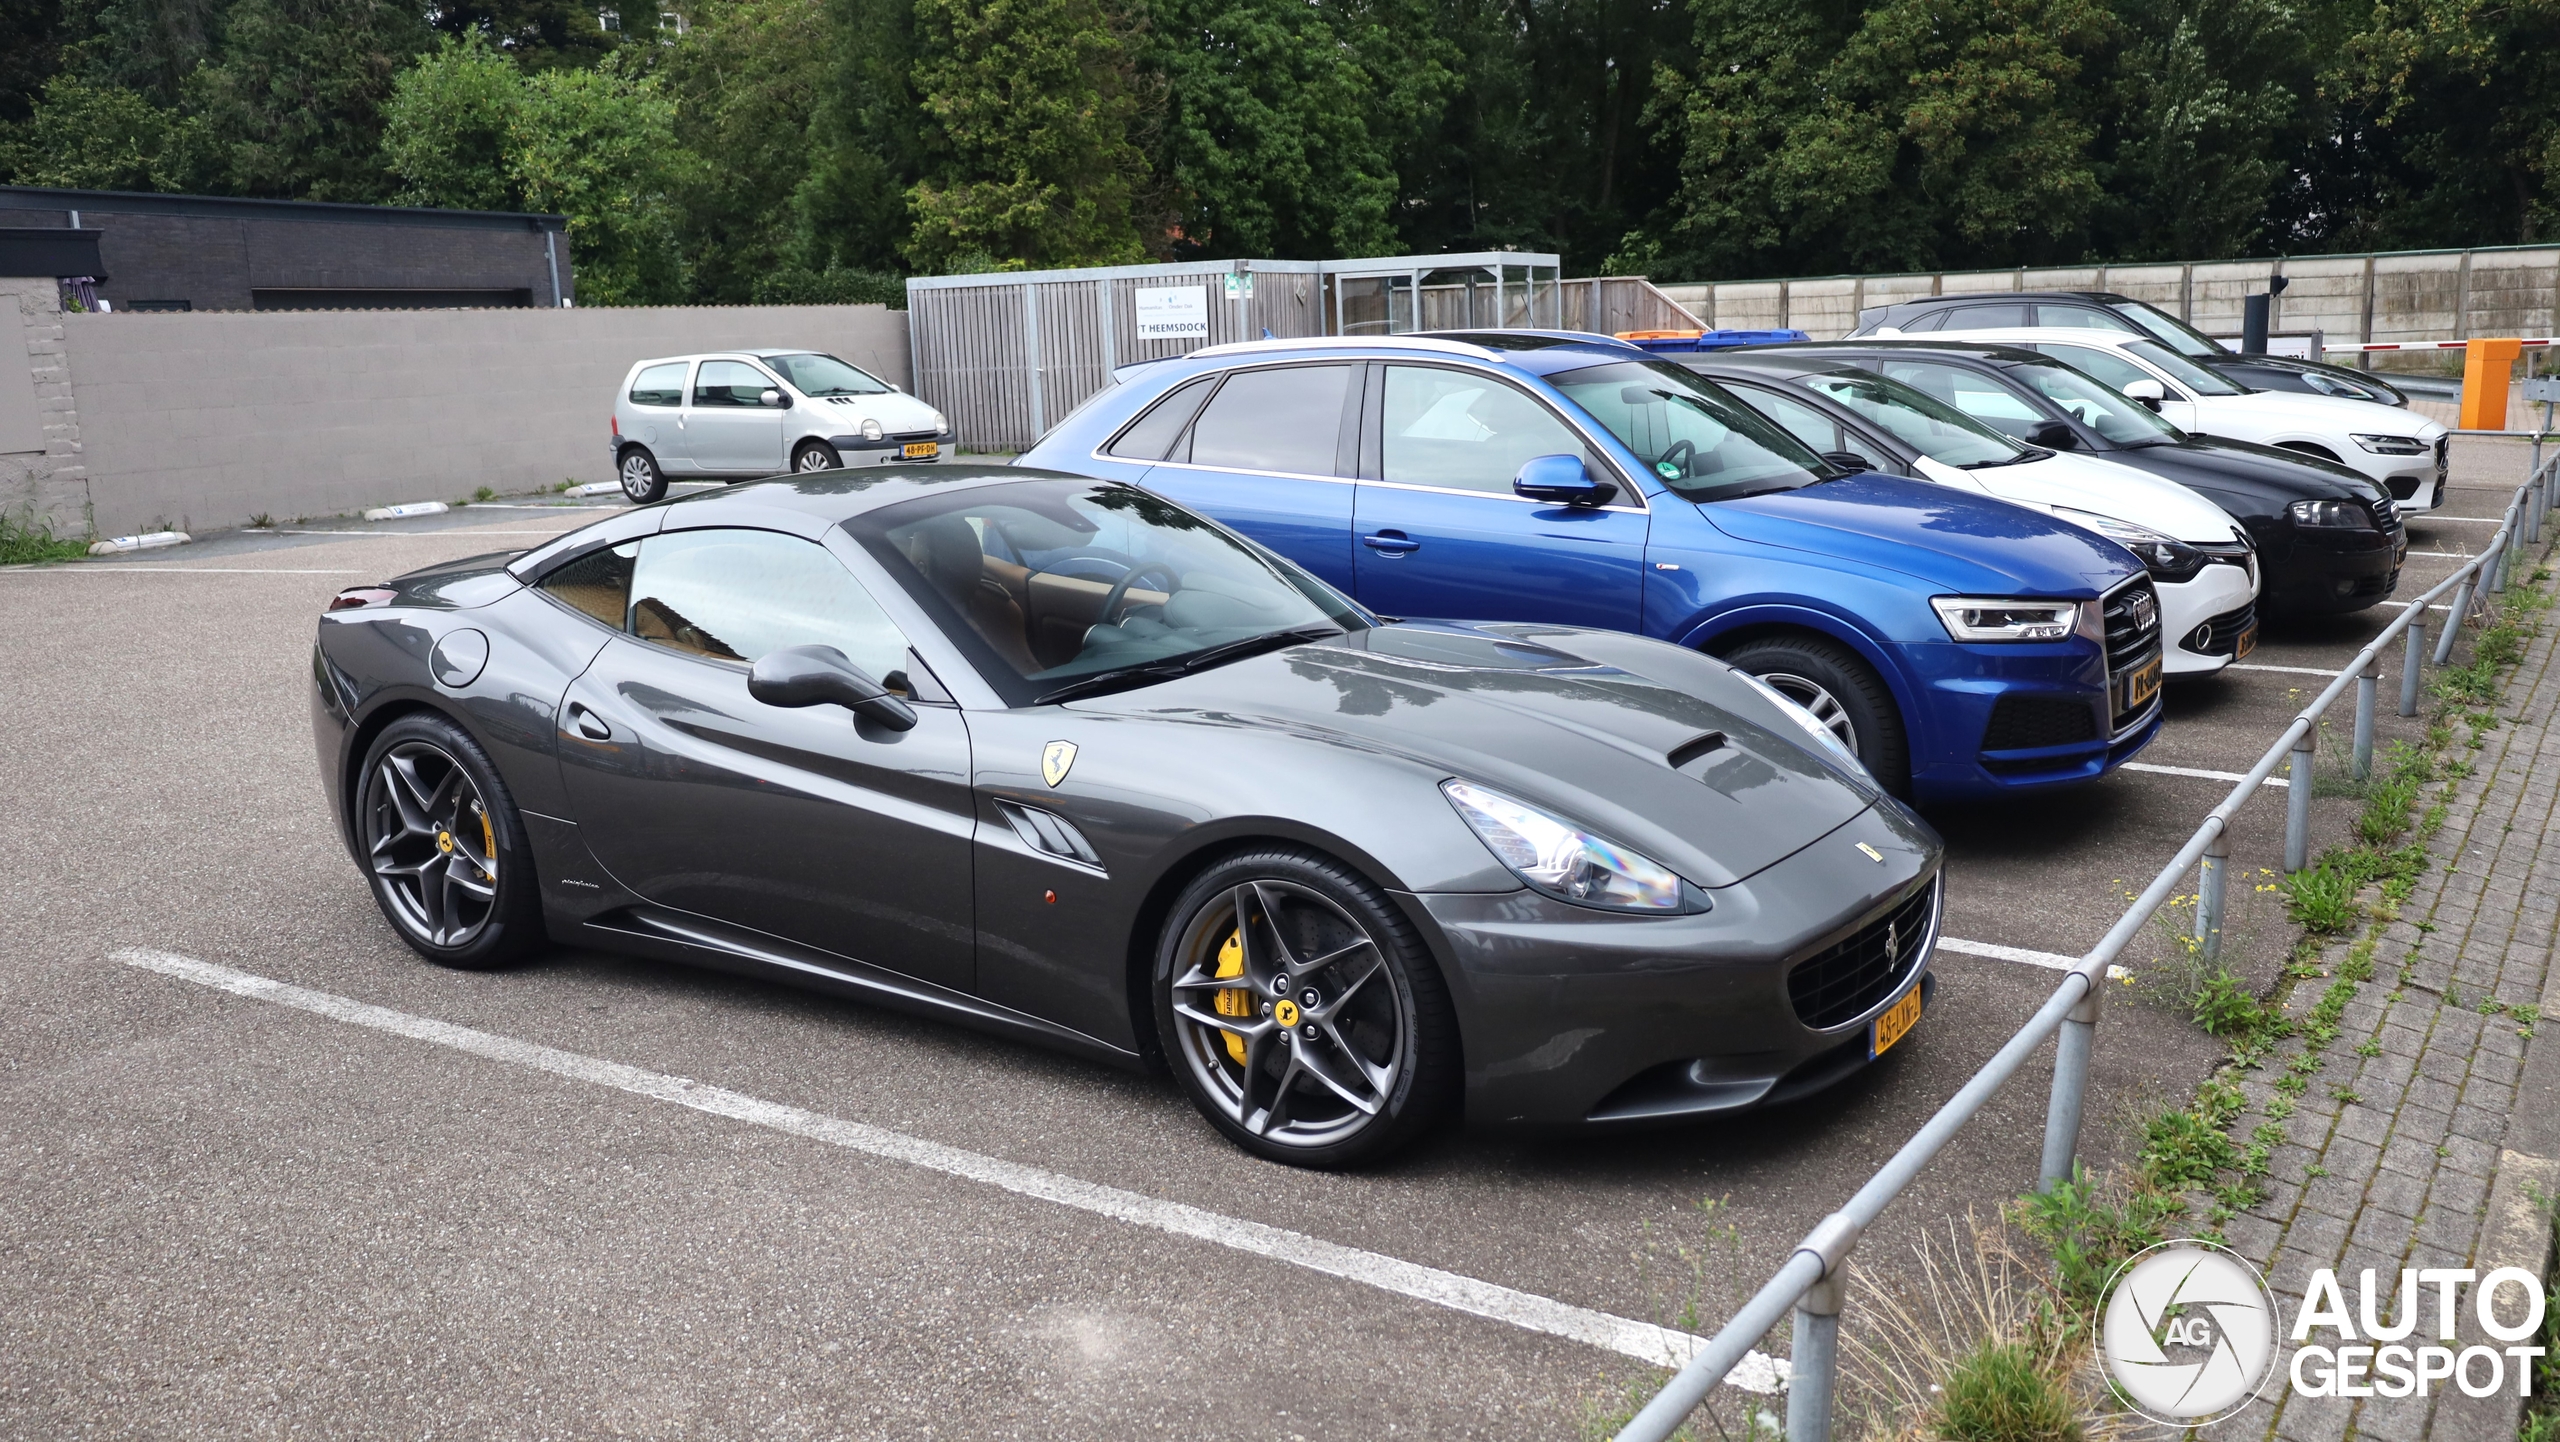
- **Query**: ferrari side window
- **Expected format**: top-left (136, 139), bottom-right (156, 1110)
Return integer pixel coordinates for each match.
top-left (627, 528), bottom-right (911, 683)
top-left (538, 541), bottom-right (636, 628)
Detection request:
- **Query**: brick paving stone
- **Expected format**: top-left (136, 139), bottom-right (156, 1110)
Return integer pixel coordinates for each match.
top-left (2425, 1168), bottom-right (2489, 1219)
top-left (2364, 1167), bottom-right (2429, 1221)
top-left (2337, 1104), bottom-right (2395, 1147)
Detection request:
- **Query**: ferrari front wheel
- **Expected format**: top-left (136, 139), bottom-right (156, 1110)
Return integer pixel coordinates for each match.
top-left (356, 713), bottom-right (543, 969)
top-left (1154, 850), bottom-right (1457, 1168)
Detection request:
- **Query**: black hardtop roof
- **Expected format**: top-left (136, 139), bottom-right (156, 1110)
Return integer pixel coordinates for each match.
top-left (1746, 339), bottom-right (2056, 365)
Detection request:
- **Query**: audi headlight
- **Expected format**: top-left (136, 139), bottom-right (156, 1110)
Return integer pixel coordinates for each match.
top-left (2289, 498), bottom-right (2374, 528)
top-left (2054, 507), bottom-right (2207, 583)
top-left (861, 418), bottom-right (885, 442)
top-left (1441, 780), bottom-right (1692, 912)
top-left (1931, 596), bottom-right (2083, 642)
top-left (2351, 433), bottom-right (2426, 455)
top-left (932, 410), bottom-right (951, 436)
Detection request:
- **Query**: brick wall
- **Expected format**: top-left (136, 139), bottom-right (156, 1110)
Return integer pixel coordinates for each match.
top-left (0, 278), bottom-right (91, 537)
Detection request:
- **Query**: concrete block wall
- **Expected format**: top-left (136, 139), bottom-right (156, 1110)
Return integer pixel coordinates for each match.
top-left (0, 278), bottom-right (91, 537)
top-left (55, 302), bottom-right (910, 537)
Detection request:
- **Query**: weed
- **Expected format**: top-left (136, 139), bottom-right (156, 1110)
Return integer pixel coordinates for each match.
top-left (2140, 1104), bottom-right (2237, 1191)
top-left (472, 485), bottom-right (496, 502)
top-left (247, 512), bottom-right (274, 529)
top-left (2282, 862), bottom-right (2361, 934)
top-left (2331, 1085), bottom-right (2361, 1105)
top-left (0, 512), bottom-right (90, 565)
top-left (2307, 1164), bottom-right (2330, 1179)
top-left (2355, 1038), bottom-right (2382, 1057)
top-left (1932, 1338), bottom-right (2085, 1441)
top-left (2013, 1166), bottom-right (2176, 1315)
top-left (2191, 969), bottom-right (2272, 1040)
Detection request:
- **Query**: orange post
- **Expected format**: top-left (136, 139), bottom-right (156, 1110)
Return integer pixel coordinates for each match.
top-left (2460, 337), bottom-right (2522, 430)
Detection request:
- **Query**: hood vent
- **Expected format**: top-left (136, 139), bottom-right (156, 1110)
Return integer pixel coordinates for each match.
top-left (1666, 731), bottom-right (1728, 770)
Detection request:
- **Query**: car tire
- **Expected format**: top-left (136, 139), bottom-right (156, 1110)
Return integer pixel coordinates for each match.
top-left (793, 440), bottom-right (842, 473)
top-left (618, 447), bottom-right (667, 503)
top-left (355, 713), bottom-right (545, 970)
top-left (1722, 634), bottom-right (1912, 797)
top-left (1153, 849), bottom-right (1457, 1168)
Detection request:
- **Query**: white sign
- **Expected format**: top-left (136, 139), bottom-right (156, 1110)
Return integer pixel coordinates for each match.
top-left (1134, 286), bottom-right (1209, 339)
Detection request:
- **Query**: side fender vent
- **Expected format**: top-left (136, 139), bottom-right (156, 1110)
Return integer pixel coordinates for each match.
top-left (994, 799), bottom-right (1104, 870)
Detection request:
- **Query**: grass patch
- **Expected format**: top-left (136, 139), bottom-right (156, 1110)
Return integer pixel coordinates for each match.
top-left (1933, 1340), bottom-right (2084, 1442)
top-left (0, 512), bottom-right (90, 565)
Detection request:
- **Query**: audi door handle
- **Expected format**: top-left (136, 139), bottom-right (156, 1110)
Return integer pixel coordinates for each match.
top-left (567, 703), bottom-right (611, 740)
top-left (1362, 530), bottom-right (1421, 555)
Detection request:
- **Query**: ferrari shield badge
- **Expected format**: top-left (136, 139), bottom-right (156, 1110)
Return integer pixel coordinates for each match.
top-left (1041, 741), bottom-right (1078, 788)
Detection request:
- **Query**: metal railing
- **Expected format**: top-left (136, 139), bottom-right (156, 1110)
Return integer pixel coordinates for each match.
top-left (1617, 454), bottom-right (2557, 1442)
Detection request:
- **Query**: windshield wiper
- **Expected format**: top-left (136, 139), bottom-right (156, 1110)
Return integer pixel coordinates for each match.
top-left (1960, 447), bottom-right (2055, 469)
top-left (1034, 625), bottom-right (1346, 705)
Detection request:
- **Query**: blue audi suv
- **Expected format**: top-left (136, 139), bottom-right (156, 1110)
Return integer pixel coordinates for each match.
top-left (1021, 332), bottom-right (2162, 803)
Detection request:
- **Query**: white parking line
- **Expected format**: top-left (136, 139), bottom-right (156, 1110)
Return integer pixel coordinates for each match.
top-left (2407, 551), bottom-right (2469, 559)
top-left (114, 947), bottom-right (1784, 1393)
top-left (1936, 937), bottom-right (2133, 982)
top-left (2123, 760), bottom-right (2289, 788)
top-left (2230, 663), bottom-right (2340, 677)
top-left (247, 528), bottom-right (580, 537)
top-left (0, 566), bottom-right (369, 575)
top-left (2419, 516), bottom-right (2505, 524)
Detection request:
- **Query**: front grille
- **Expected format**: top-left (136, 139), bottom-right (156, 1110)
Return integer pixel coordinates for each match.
top-left (1982, 693), bottom-right (2099, 750)
top-left (2188, 601), bottom-right (2255, 656)
top-left (2103, 577), bottom-right (2163, 734)
top-left (1788, 878), bottom-right (1939, 1030)
top-left (2369, 495), bottom-right (2402, 530)
top-left (2435, 436), bottom-right (2449, 485)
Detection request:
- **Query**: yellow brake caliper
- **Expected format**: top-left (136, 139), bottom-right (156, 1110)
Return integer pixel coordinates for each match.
top-left (478, 805), bottom-right (496, 880)
top-left (1211, 930), bottom-right (1251, 1066)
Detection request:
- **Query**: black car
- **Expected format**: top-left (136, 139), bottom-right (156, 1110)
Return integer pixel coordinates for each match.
top-left (1751, 342), bottom-right (2407, 617)
top-left (1849, 291), bottom-right (2409, 408)
top-left (311, 466), bottom-right (1943, 1167)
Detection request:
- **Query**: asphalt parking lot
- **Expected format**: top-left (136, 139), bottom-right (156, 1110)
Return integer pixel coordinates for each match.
top-left (0, 443), bottom-right (2529, 1438)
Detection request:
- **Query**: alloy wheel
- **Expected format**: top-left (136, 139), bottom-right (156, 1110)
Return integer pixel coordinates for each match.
top-left (1168, 880), bottom-right (1407, 1150)
top-left (1755, 671), bottom-right (1861, 757)
top-left (363, 740), bottom-right (501, 949)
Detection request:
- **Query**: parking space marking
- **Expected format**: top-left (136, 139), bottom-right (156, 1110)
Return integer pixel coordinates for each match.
top-left (2419, 516), bottom-right (2506, 524)
top-left (1935, 936), bottom-right (2132, 981)
top-left (113, 947), bottom-right (1784, 1392)
top-left (247, 528), bottom-right (584, 537)
top-left (0, 566), bottom-right (371, 575)
top-left (2122, 760), bottom-right (2288, 787)
top-left (2230, 663), bottom-right (2340, 677)
top-left (2408, 551), bottom-right (2470, 559)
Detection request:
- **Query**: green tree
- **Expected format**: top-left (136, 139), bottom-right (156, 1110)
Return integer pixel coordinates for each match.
top-left (426, 0), bottom-right (645, 72)
top-left (172, 0), bottom-right (433, 200)
top-left (658, 0), bottom-right (844, 302)
top-left (905, 0), bottom-right (1154, 268)
top-left (2085, 0), bottom-right (2314, 261)
top-left (790, 0), bottom-right (932, 277)
top-left (2318, 0), bottom-right (2560, 246)
top-left (380, 34), bottom-right (520, 210)
top-left (0, 75), bottom-right (174, 189)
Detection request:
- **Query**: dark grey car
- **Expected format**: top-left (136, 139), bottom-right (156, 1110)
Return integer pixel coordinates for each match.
top-left (311, 466), bottom-right (1942, 1166)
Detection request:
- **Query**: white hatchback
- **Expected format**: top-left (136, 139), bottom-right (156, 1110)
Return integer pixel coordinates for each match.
top-left (610, 351), bottom-right (951, 502)
top-left (1928, 328), bottom-right (2449, 510)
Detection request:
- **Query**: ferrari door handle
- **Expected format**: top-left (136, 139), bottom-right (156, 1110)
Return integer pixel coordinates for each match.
top-left (567, 702), bottom-right (611, 740)
top-left (1361, 530), bottom-right (1420, 555)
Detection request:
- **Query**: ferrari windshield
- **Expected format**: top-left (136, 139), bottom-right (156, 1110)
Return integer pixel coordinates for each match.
top-left (766, 352), bottom-right (893, 397)
top-left (1546, 359), bottom-right (1835, 500)
top-left (853, 478), bottom-right (1362, 706)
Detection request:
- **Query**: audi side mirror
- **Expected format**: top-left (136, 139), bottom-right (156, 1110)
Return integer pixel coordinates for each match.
top-left (2122, 379), bottom-right (2166, 411)
top-left (2027, 421), bottom-right (2079, 450)
top-left (1820, 451), bottom-right (1877, 473)
top-left (1513, 454), bottom-right (1616, 507)
top-left (748, 644), bottom-right (918, 730)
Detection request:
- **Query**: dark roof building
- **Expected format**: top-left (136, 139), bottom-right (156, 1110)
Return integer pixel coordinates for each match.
top-left (0, 186), bottom-right (572, 313)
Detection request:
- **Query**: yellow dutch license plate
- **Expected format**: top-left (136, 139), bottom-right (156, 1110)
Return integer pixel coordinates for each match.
top-left (902, 441), bottom-right (941, 460)
top-left (2124, 656), bottom-right (2163, 711)
top-left (1872, 987), bottom-right (1923, 1058)
top-left (2234, 623), bottom-right (2258, 661)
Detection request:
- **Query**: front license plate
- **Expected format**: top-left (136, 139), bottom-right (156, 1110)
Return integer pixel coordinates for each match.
top-left (2123, 656), bottom-right (2163, 712)
top-left (1872, 987), bottom-right (1923, 1058)
top-left (902, 441), bottom-right (940, 459)
top-left (2233, 623), bottom-right (2258, 661)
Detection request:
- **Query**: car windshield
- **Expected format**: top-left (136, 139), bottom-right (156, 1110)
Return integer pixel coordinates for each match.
top-left (1545, 359), bottom-right (1834, 500)
top-left (2125, 338), bottom-right (2247, 395)
top-left (2009, 360), bottom-right (2183, 445)
top-left (851, 478), bottom-right (1364, 707)
top-left (766, 352), bottom-right (892, 397)
top-left (2108, 299), bottom-right (2228, 358)
top-left (1795, 369), bottom-right (2028, 467)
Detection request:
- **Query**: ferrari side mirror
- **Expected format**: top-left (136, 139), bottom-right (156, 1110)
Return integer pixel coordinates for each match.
top-left (749, 644), bottom-right (918, 730)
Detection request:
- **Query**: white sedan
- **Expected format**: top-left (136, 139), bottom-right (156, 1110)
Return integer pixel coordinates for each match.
top-left (1928, 327), bottom-right (2449, 511)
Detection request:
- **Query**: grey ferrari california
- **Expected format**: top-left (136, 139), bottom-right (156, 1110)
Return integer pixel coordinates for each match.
top-left (312, 466), bottom-right (1943, 1166)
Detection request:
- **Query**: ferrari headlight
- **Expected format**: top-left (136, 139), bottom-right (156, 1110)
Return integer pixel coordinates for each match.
top-left (2289, 498), bottom-right (2374, 528)
top-left (861, 418), bottom-right (885, 442)
top-left (1931, 596), bottom-right (2082, 642)
top-left (1441, 780), bottom-right (1690, 912)
top-left (2352, 433), bottom-right (2426, 455)
top-left (2053, 507), bottom-right (2206, 582)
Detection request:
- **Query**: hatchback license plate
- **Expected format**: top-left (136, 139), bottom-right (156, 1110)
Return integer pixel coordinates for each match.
top-left (902, 441), bottom-right (940, 459)
top-left (2123, 656), bottom-right (2163, 712)
top-left (2234, 623), bottom-right (2258, 661)
top-left (1872, 987), bottom-right (1923, 1058)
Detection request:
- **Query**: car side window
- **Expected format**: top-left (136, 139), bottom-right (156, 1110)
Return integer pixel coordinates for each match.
top-left (1181, 365), bottom-right (1351, 475)
top-left (693, 360), bottom-right (774, 408)
top-left (1381, 365), bottom-right (1589, 495)
top-left (539, 541), bottom-right (637, 627)
top-left (629, 363), bottom-right (688, 408)
top-left (1726, 383), bottom-right (1842, 454)
top-left (626, 528), bottom-right (911, 682)
top-left (1943, 302), bottom-right (2029, 328)
top-left (2041, 304), bottom-right (2141, 333)
top-left (2034, 343), bottom-right (2176, 399)
top-left (1880, 361), bottom-right (2045, 438)
top-left (1106, 374), bottom-right (1218, 460)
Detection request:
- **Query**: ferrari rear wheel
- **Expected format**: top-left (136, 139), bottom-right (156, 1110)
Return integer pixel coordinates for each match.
top-left (357, 713), bottom-right (542, 969)
top-left (1155, 850), bottom-right (1456, 1167)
